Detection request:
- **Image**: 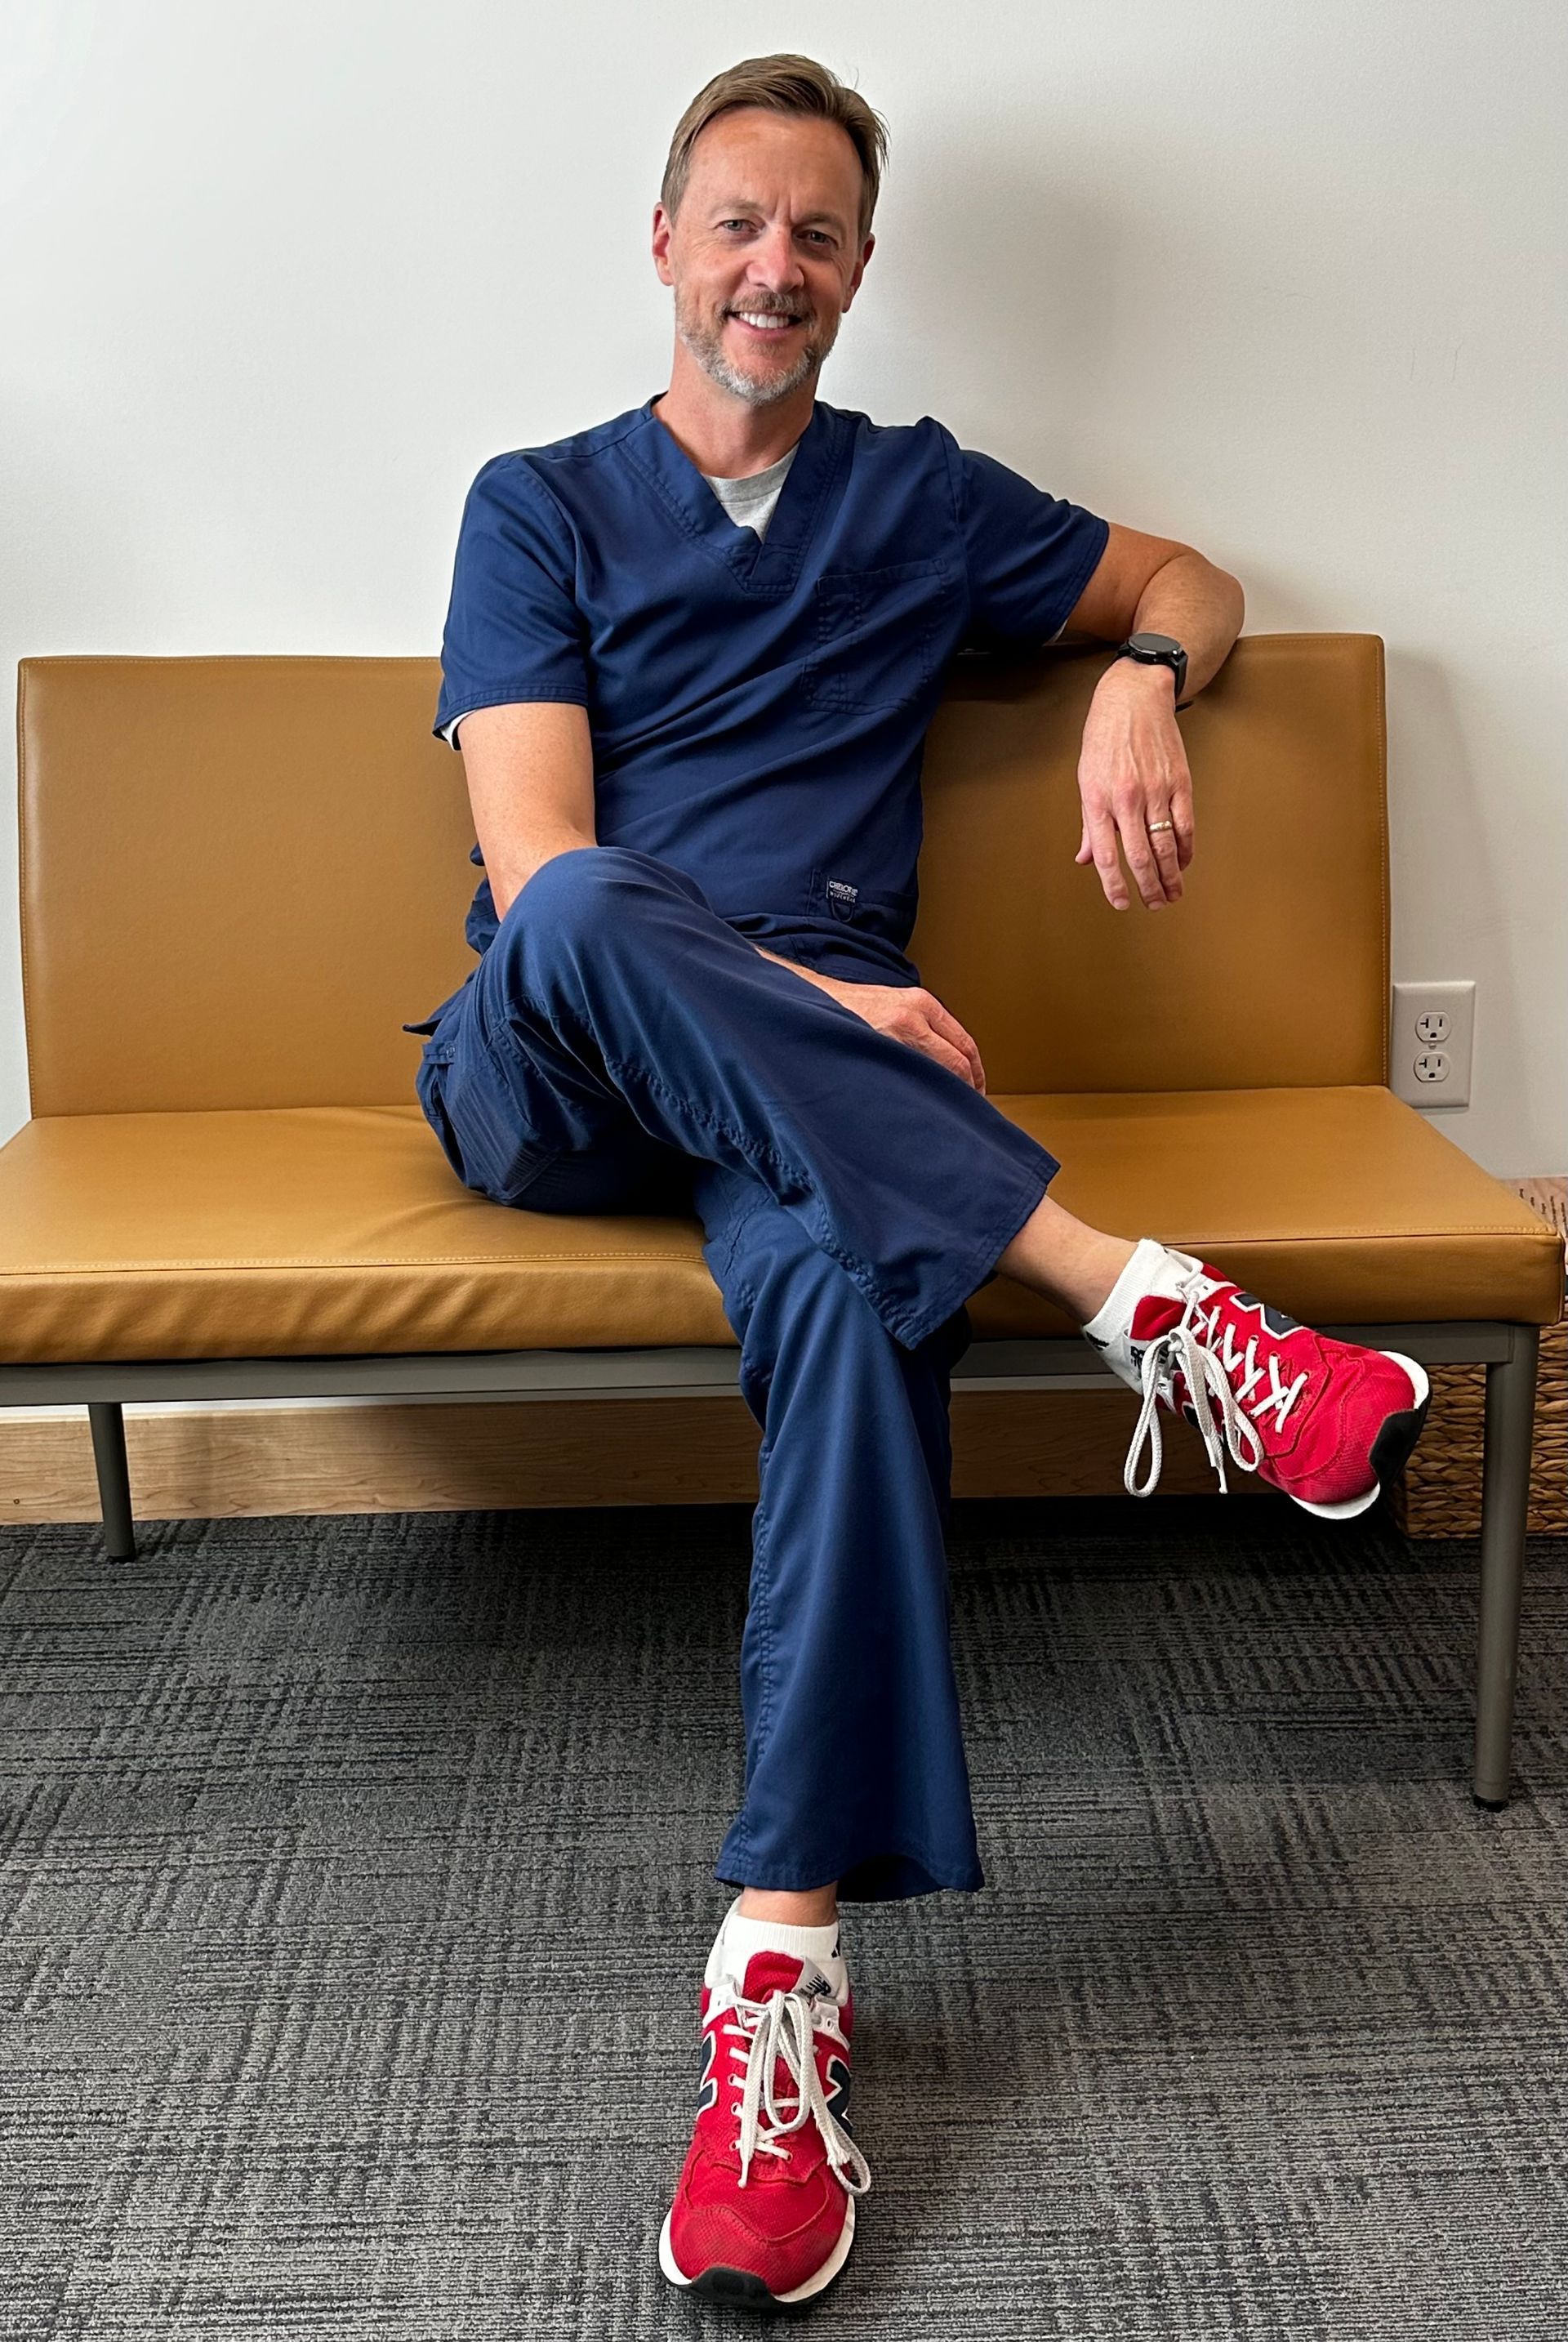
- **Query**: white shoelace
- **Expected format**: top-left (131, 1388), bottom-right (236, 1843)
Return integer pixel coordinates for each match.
top-left (711, 1983), bottom-right (871, 2197)
top-left (1124, 1272), bottom-right (1307, 1497)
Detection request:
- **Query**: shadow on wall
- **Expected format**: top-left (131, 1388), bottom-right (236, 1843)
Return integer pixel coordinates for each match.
top-left (872, 141), bottom-right (1535, 1167)
top-left (1385, 645), bottom-right (1520, 1142)
top-left (858, 132), bottom-right (1120, 466)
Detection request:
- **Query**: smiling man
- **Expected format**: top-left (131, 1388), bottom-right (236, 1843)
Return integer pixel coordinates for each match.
top-left (408, 55), bottom-right (1430, 2313)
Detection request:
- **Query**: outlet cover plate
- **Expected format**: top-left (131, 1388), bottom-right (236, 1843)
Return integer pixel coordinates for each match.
top-left (1392, 981), bottom-right (1475, 1109)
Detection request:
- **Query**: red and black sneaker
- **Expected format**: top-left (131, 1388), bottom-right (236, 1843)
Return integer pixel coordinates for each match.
top-left (658, 1935), bottom-right (870, 2312)
top-left (1088, 1242), bottom-right (1430, 1517)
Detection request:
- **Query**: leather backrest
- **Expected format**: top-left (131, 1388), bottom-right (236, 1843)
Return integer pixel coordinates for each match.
top-left (16, 634), bottom-right (1387, 1113)
top-left (913, 632), bottom-right (1388, 1091)
top-left (19, 657), bottom-right (476, 1113)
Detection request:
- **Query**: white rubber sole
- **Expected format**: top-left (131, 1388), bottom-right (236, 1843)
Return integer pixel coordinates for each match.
top-left (658, 2193), bottom-right (857, 2305)
top-left (1287, 1352), bottom-right (1432, 1519)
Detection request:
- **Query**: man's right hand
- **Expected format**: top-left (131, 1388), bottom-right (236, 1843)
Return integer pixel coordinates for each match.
top-left (790, 966), bottom-right (987, 1094)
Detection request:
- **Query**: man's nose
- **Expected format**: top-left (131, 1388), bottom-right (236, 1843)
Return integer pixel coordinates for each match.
top-left (746, 224), bottom-right (807, 292)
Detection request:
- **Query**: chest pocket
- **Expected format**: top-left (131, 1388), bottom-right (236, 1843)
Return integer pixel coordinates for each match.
top-left (802, 560), bottom-right (951, 715)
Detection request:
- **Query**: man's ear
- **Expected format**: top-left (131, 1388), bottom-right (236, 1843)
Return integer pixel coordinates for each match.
top-left (651, 202), bottom-right (676, 288)
top-left (841, 230), bottom-right (875, 312)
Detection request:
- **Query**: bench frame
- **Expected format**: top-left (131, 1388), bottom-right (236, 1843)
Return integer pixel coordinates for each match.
top-left (1, 1318), bottom-right (1538, 1809)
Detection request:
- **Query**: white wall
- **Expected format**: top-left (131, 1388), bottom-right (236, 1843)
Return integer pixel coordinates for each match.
top-left (3, 0), bottom-right (1564, 1171)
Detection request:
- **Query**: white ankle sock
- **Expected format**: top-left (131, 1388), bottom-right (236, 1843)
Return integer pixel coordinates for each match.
top-left (708, 1895), bottom-right (848, 1999)
top-left (1082, 1235), bottom-right (1186, 1347)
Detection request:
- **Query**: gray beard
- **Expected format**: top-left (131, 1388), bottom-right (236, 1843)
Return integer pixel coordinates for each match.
top-left (675, 288), bottom-right (837, 408)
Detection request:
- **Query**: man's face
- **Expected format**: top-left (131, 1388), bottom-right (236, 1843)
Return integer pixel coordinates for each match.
top-left (653, 109), bottom-right (873, 408)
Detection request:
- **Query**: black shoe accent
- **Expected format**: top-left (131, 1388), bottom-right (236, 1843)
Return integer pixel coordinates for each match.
top-left (1370, 1388), bottom-right (1432, 1488)
top-left (687, 2264), bottom-right (838, 2315)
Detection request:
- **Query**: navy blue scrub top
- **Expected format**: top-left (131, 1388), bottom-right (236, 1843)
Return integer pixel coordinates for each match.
top-left (430, 394), bottom-right (1107, 985)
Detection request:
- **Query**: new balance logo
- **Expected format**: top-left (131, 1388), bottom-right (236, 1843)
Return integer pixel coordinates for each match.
top-left (695, 2027), bottom-right (719, 2113)
top-left (1233, 1292), bottom-right (1303, 1338)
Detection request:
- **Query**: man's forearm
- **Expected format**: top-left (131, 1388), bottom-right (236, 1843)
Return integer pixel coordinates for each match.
top-left (1128, 550), bottom-right (1245, 698)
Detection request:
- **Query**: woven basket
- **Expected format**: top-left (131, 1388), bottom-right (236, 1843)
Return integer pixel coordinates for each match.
top-left (1393, 1177), bottom-right (1567, 1538)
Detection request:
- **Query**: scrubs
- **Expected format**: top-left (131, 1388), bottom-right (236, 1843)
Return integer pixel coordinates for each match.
top-left (407, 397), bottom-right (1108, 1900)
top-left (430, 395), bottom-right (1107, 975)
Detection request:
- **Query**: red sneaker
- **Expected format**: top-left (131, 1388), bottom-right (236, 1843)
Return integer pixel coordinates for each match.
top-left (1089, 1244), bottom-right (1430, 1517)
top-left (658, 1941), bottom-right (870, 2310)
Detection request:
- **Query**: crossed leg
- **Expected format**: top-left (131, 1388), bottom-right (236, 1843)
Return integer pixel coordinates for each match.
top-left (415, 845), bottom-right (1428, 1931)
top-left (412, 845), bottom-right (1147, 1922)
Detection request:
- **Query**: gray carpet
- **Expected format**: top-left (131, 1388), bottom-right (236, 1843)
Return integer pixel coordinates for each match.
top-left (1, 1496), bottom-right (1565, 2339)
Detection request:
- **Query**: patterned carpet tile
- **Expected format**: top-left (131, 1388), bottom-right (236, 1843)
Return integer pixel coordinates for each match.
top-left (1, 1499), bottom-right (1565, 2337)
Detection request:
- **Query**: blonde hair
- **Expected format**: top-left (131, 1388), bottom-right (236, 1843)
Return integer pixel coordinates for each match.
top-left (661, 54), bottom-right (889, 243)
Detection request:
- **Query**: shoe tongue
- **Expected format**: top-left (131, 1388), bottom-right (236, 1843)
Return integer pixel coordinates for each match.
top-left (738, 1948), bottom-right (834, 2005)
top-left (1130, 1292), bottom-right (1185, 1342)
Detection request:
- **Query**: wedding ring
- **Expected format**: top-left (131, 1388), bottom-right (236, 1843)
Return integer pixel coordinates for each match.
top-left (1147, 820), bottom-right (1174, 834)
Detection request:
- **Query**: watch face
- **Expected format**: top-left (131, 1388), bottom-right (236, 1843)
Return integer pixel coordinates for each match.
top-left (1128, 632), bottom-right (1183, 657)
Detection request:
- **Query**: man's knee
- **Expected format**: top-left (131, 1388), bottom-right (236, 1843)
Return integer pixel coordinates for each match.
top-left (499, 845), bottom-right (704, 948)
top-left (501, 843), bottom-right (618, 937)
top-left (483, 848), bottom-right (639, 1004)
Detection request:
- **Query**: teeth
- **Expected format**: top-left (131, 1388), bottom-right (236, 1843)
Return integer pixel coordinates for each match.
top-left (734, 311), bottom-right (796, 330)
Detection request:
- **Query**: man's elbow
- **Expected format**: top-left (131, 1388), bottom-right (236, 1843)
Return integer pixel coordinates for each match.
top-left (1169, 542), bottom-right (1244, 607)
top-left (1213, 560), bottom-right (1245, 633)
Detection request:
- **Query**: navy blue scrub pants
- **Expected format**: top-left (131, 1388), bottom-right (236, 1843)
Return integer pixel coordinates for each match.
top-left (408, 848), bottom-right (1060, 1903)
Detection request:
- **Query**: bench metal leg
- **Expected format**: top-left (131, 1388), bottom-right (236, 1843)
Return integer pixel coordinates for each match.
top-left (87, 1402), bottom-right (137, 1561)
top-left (1472, 1327), bottom-right (1539, 1809)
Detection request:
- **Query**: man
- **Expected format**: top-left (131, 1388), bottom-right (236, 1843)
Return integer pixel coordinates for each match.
top-left (405, 56), bottom-right (1430, 2311)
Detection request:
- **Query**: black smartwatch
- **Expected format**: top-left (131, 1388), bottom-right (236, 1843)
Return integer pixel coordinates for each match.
top-left (1113, 631), bottom-right (1190, 710)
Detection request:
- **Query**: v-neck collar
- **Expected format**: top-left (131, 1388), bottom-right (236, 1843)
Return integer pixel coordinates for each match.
top-left (628, 394), bottom-right (844, 594)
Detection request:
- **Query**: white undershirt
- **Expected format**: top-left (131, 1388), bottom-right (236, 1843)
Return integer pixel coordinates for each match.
top-left (440, 444), bottom-right (800, 747)
top-left (700, 442), bottom-right (799, 537)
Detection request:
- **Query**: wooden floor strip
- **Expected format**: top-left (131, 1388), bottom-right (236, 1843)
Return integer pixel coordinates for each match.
top-left (0, 1387), bottom-right (1256, 1526)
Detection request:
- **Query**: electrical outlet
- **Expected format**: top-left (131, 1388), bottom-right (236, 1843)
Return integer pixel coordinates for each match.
top-left (1392, 981), bottom-right (1475, 1109)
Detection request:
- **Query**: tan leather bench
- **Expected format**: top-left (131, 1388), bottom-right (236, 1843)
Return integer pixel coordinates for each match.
top-left (3, 638), bottom-right (1557, 1800)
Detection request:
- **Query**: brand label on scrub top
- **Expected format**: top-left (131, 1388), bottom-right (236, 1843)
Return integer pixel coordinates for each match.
top-left (826, 878), bottom-right (859, 918)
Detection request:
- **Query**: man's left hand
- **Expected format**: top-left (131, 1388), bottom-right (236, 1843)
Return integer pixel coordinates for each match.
top-left (1074, 658), bottom-right (1196, 911)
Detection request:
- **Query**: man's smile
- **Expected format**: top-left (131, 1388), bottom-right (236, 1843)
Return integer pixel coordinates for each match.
top-left (728, 307), bottom-right (806, 336)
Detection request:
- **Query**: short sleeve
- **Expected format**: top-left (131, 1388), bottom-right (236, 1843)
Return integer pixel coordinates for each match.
top-left (433, 455), bottom-right (590, 745)
top-left (938, 428), bottom-right (1109, 651)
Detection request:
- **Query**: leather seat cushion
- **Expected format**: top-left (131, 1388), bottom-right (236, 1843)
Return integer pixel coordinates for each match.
top-left (0, 1086), bottom-right (1557, 1365)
